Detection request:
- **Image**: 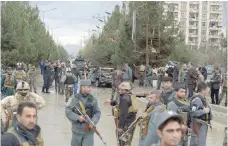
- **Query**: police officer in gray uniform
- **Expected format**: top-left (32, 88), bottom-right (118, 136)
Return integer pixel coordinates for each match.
top-left (167, 83), bottom-right (190, 146)
top-left (65, 79), bottom-right (101, 146)
top-left (190, 82), bottom-right (212, 146)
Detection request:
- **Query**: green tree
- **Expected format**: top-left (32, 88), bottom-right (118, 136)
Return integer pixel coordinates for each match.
top-left (1, 1), bottom-right (68, 66)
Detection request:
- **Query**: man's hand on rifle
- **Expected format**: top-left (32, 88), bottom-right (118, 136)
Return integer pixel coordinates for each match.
top-left (78, 116), bottom-right (85, 122)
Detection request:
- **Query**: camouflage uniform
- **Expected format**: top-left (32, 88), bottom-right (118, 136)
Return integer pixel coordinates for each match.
top-left (12, 63), bottom-right (27, 83)
top-left (1, 67), bottom-right (17, 98)
top-left (1, 82), bottom-right (45, 133)
top-left (27, 65), bottom-right (37, 93)
top-left (62, 67), bottom-right (76, 103)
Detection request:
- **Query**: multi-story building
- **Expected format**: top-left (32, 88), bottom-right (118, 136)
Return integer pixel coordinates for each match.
top-left (164, 1), bottom-right (223, 50)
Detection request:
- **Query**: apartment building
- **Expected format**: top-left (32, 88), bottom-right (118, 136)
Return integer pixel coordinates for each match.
top-left (164, 1), bottom-right (223, 50)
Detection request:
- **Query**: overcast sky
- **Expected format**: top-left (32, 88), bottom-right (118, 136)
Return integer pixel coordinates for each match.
top-left (30, 1), bottom-right (121, 56)
top-left (30, 1), bottom-right (227, 56)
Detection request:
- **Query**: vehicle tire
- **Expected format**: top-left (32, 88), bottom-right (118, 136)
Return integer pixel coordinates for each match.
top-left (95, 80), bottom-right (99, 87)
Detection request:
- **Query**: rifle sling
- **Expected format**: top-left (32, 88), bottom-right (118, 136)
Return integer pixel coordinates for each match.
top-left (79, 101), bottom-right (87, 115)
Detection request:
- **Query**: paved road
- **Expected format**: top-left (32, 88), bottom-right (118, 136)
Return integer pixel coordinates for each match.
top-left (35, 74), bottom-right (225, 146)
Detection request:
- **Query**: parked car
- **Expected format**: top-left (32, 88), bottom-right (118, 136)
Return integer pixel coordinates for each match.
top-left (92, 67), bottom-right (114, 87)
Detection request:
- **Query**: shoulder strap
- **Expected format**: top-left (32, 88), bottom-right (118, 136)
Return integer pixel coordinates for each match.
top-left (79, 101), bottom-right (86, 115)
top-left (7, 131), bottom-right (22, 144)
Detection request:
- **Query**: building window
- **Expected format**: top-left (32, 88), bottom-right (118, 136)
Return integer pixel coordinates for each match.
top-left (202, 22), bottom-right (206, 27)
top-left (201, 30), bottom-right (206, 35)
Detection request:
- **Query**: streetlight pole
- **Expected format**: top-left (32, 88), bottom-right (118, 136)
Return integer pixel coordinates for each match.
top-left (41, 8), bottom-right (57, 24)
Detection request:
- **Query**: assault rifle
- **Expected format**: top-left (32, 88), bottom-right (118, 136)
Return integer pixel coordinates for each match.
top-left (119, 106), bottom-right (155, 142)
top-left (72, 105), bottom-right (107, 146)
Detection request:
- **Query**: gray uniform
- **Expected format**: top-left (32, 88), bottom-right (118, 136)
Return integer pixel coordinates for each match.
top-left (65, 93), bottom-right (101, 146)
top-left (190, 95), bottom-right (212, 146)
top-left (139, 102), bottom-right (166, 146)
top-left (160, 88), bottom-right (175, 106)
top-left (167, 97), bottom-right (190, 146)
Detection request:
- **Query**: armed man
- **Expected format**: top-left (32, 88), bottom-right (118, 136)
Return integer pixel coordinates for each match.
top-left (189, 82), bottom-right (212, 146)
top-left (65, 79), bottom-right (101, 146)
top-left (1, 102), bottom-right (44, 146)
top-left (12, 62), bottom-right (27, 83)
top-left (27, 65), bottom-right (37, 93)
top-left (62, 67), bottom-right (77, 103)
top-left (1, 66), bottom-right (17, 97)
top-left (167, 83), bottom-right (190, 146)
top-left (1, 81), bottom-right (45, 133)
top-left (160, 76), bottom-right (175, 106)
top-left (105, 81), bottom-right (138, 146)
top-left (138, 91), bottom-right (166, 146)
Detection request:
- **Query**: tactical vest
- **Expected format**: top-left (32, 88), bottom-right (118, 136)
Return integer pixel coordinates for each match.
top-left (4, 75), bottom-right (15, 88)
top-left (7, 129), bottom-right (44, 146)
top-left (190, 95), bottom-right (212, 121)
top-left (114, 94), bottom-right (138, 118)
top-left (64, 74), bottom-right (75, 84)
top-left (139, 104), bottom-right (166, 137)
top-left (15, 71), bottom-right (26, 80)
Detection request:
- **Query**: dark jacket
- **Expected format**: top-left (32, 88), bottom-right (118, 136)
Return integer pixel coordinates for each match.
top-left (72, 67), bottom-right (82, 82)
top-left (210, 73), bottom-right (221, 89)
top-left (187, 67), bottom-right (198, 85)
top-left (160, 88), bottom-right (175, 106)
top-left (1, 121), bottom-right (42, 146)
top-left (110, 94), bottom-right (136, 129)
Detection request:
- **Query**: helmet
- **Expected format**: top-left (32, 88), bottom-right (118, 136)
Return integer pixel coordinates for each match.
top-left (66, 67), bottom-right (71, 72)
top-left (118, 82), bottom-right (132, 90)
top-left (16, 82), bottom-right (30, 90)
top-left (17, 62), bottom-right (22, 66)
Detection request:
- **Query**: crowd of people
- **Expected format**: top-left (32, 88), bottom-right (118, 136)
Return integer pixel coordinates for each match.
top-left (0, 60), bottom-right (227, 146)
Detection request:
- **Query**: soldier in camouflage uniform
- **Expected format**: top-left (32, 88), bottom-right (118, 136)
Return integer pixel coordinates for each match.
top-left (1, 81), bottom-right (45, 133)
top-left (105, 82), bottom-right (138, 146)
top-left (12, 63), bottom-right (27, 84)
top-left (1, 67), bottom-right (17, 98)
top-left (62, 67), bottom-right (77, 103)
top-left (27, 65), bottom-right (37, 93)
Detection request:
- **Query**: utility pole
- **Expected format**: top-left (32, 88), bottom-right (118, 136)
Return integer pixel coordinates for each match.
top-left (146, 16), bottom-right (149, 66)
top-left (226, 1), bottom-right (228, 70)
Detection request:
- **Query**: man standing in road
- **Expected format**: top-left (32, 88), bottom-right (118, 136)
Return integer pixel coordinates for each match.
top-left (42, 60), bottom-right (51, 93)
top-left (152, 111), bottom-right (183, 146)
top-left (1, 102), bottom-right (44, 146)
top-left (209, 67), bottom-right (221, 105)
top-left (71, 63), bottom-right (82, 96)
top-left (189, 82), bottom-right (212, 146)
top-left (65, 79), bottom-right (101, 146)
top-left (105, 82), bottom-right (138, 146)
top-left (186, 62), bottom-right (198, 98)
top-left (138, 91), bottom-right (166, 146)
top-left (27, 65), bottom-right (37, 93)
top-left (123, 63), bottom-right (133, 82)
